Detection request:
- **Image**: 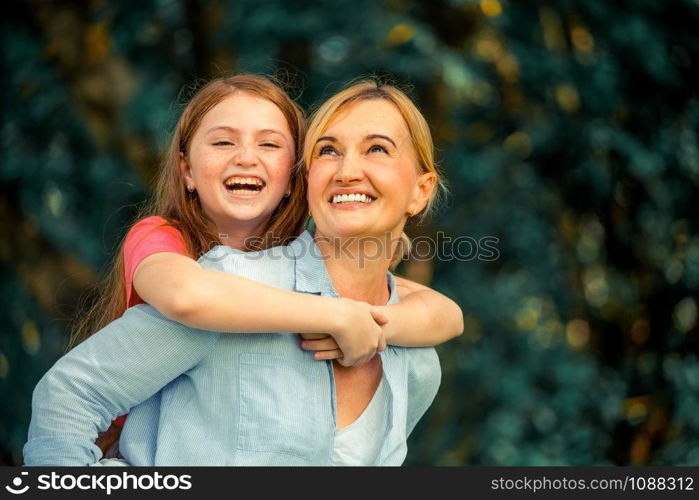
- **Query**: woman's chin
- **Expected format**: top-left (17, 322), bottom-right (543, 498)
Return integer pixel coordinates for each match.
top-left (316, 222), bottom-right (382, 240)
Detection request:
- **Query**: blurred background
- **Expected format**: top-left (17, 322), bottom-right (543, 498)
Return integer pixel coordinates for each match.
top-left (2, 0), bottom-right (698, 466)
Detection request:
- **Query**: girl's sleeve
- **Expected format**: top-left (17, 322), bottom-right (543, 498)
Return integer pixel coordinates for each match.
top-left (123, 216), bottom-right (188, 306)
top-left (23, 306), bottom-right (219, 466)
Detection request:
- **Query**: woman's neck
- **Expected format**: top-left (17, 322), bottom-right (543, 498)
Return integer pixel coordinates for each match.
top-left (314, 232), bottom-right (396, 305)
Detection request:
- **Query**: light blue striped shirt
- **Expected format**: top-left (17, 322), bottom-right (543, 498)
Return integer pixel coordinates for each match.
top-left (24, 231), bottom-right (441, 466)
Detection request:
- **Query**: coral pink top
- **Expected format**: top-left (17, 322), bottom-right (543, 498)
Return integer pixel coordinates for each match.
top-left (112, 216), bottom-right (188, 428)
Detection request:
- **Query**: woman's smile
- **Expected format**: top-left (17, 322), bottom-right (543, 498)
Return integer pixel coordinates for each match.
top-left (327, 188), bottom-right (378, 210)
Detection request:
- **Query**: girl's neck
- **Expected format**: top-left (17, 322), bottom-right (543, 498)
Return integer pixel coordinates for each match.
top-left (314, 232), bottom-right (397, 305)
top-left (215, 219), bottom-right (268, 251)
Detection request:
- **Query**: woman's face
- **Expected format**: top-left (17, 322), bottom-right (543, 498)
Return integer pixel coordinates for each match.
top-left (181, 91), bottom-right (295, 237)
top-left (307, 99), bottom-right (434, 241)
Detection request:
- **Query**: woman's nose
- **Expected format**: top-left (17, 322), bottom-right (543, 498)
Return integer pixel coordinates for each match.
top-left (334, 155), bottom-right (364, 184)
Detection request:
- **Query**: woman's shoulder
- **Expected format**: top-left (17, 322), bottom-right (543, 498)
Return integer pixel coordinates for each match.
top-left (198, 244), bottom-right (296, 289)
top-left (402, 346), bottom-right (441, 398)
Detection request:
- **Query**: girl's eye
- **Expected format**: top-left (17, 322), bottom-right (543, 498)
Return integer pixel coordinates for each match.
top-left (213, 141), bottom-right (234, 146)
top-left (368, 144), bottom-right (388, 154)
top-left (260, 142), bottom-right (280, 148)
top-left (318, 145), bottom-right (339, 156)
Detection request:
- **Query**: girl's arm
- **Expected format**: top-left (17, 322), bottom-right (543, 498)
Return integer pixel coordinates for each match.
top-left (299, 276), bottom-right (463, 358)
top-left (379, 275), bottom-right (464, 346)
top-left (134, 252), bottom-right (386, 367)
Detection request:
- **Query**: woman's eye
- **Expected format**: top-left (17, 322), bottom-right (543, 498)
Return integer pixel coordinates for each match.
top-left (318, 145), bottom-right (338, 156)
top-left (368, 144), bottom-right (388, 154)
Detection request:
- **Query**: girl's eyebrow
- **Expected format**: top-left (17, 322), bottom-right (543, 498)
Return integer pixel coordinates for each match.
top-left (206, 126), bottom-right (239, 134)
top-left (205, 126), bottom-right (287, 138)
top-left (258, 129), bottom-right (287, 137)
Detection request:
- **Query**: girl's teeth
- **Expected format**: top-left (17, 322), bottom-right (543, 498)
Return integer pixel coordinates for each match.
top-left (224, 177), bottom-right (264, 195)
top-left (224, 177), bottom-right (264, 187)
top-left (230, 188), bottom-right (259, 195)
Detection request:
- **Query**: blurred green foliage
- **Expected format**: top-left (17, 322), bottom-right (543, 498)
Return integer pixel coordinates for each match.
top-left (1, 0), bottom-right (698, 466)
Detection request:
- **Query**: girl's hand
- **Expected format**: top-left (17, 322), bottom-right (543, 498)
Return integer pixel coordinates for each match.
top-left (326, 298), bottom-right (389, 367)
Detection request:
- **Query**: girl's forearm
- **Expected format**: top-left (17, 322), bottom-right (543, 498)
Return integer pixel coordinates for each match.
top-left (381, 288), bottom-right (464, 346)
top-left (135, 253), bottom-right (347, 336)
top-left (134, 253), bottom-right (384, 366)
top-left (172, 269), bottom-right (347, 335)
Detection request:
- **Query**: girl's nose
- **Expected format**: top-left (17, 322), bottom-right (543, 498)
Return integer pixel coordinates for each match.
top-left (234, 145), bottom-right (258, 167)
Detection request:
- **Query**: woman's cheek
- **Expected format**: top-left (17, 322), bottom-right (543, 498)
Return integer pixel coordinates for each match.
top-left (306, 167), bottom-right (325, 209)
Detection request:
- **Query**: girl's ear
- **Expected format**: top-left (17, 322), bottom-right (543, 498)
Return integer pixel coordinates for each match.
top-left (406, 172), bottom-right (436, 217)
top-left (179, 152), bottom-right (195, 191)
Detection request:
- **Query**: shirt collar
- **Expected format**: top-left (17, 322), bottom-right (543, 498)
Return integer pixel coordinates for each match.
top-left (288, 230), bottom-right (399, 305)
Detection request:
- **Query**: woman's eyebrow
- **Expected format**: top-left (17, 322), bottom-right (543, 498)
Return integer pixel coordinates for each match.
top-left (365, 134), bottom-right (397, 148)
top-left (316, 135), bottom-right (337, 143)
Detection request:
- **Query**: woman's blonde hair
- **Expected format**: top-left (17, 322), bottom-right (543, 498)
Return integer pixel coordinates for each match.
top-left (69, 74), bottom-right (308, 349)
top-left (304, 79), bottom-right (446, 267)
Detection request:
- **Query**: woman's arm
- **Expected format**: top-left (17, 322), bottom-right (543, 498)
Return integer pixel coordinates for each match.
top-left (134, 252), bottom-right (386, 367)
top-left (379, 275), bottom-right (464, 346)
top-left (24, 308), bottom-right (218, 465)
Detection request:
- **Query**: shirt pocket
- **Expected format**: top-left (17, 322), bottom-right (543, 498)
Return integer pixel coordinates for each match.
top-left (237, 353), bottom-right (324, 461)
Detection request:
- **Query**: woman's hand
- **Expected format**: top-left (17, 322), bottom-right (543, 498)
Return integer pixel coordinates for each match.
top-left (299, 333), bottom-right (342, 360)
top-left (302, 298), bottom-right (388, 367)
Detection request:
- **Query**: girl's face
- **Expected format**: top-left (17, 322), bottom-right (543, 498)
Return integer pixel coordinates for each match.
top-left (307, 99), bottom-right (435, 241)
top-left (181, 91), bottom-right (295, 238)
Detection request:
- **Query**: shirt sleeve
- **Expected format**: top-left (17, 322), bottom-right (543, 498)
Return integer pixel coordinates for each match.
top-left (405, 347), bottom-right (442, 437)
top-left (23, 305), bottom-right (219, 466)
top-left (123, 216), bottom-right (188, 306)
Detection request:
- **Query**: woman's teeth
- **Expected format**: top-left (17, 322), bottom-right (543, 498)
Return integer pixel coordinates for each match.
top-left (331, 193), bottom-right (373, 204)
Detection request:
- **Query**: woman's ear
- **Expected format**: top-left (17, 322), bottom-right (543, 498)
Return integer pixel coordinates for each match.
top-left (407, 172), bottom-right (436, 216)
top-left (179, 151), bottom-right (195, 191)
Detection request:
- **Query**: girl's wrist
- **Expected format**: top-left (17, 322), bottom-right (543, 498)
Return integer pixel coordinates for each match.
top-left (328, 297), bottom-right (352, 342)
top-left (376, 305), bottom-right (396, 343)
